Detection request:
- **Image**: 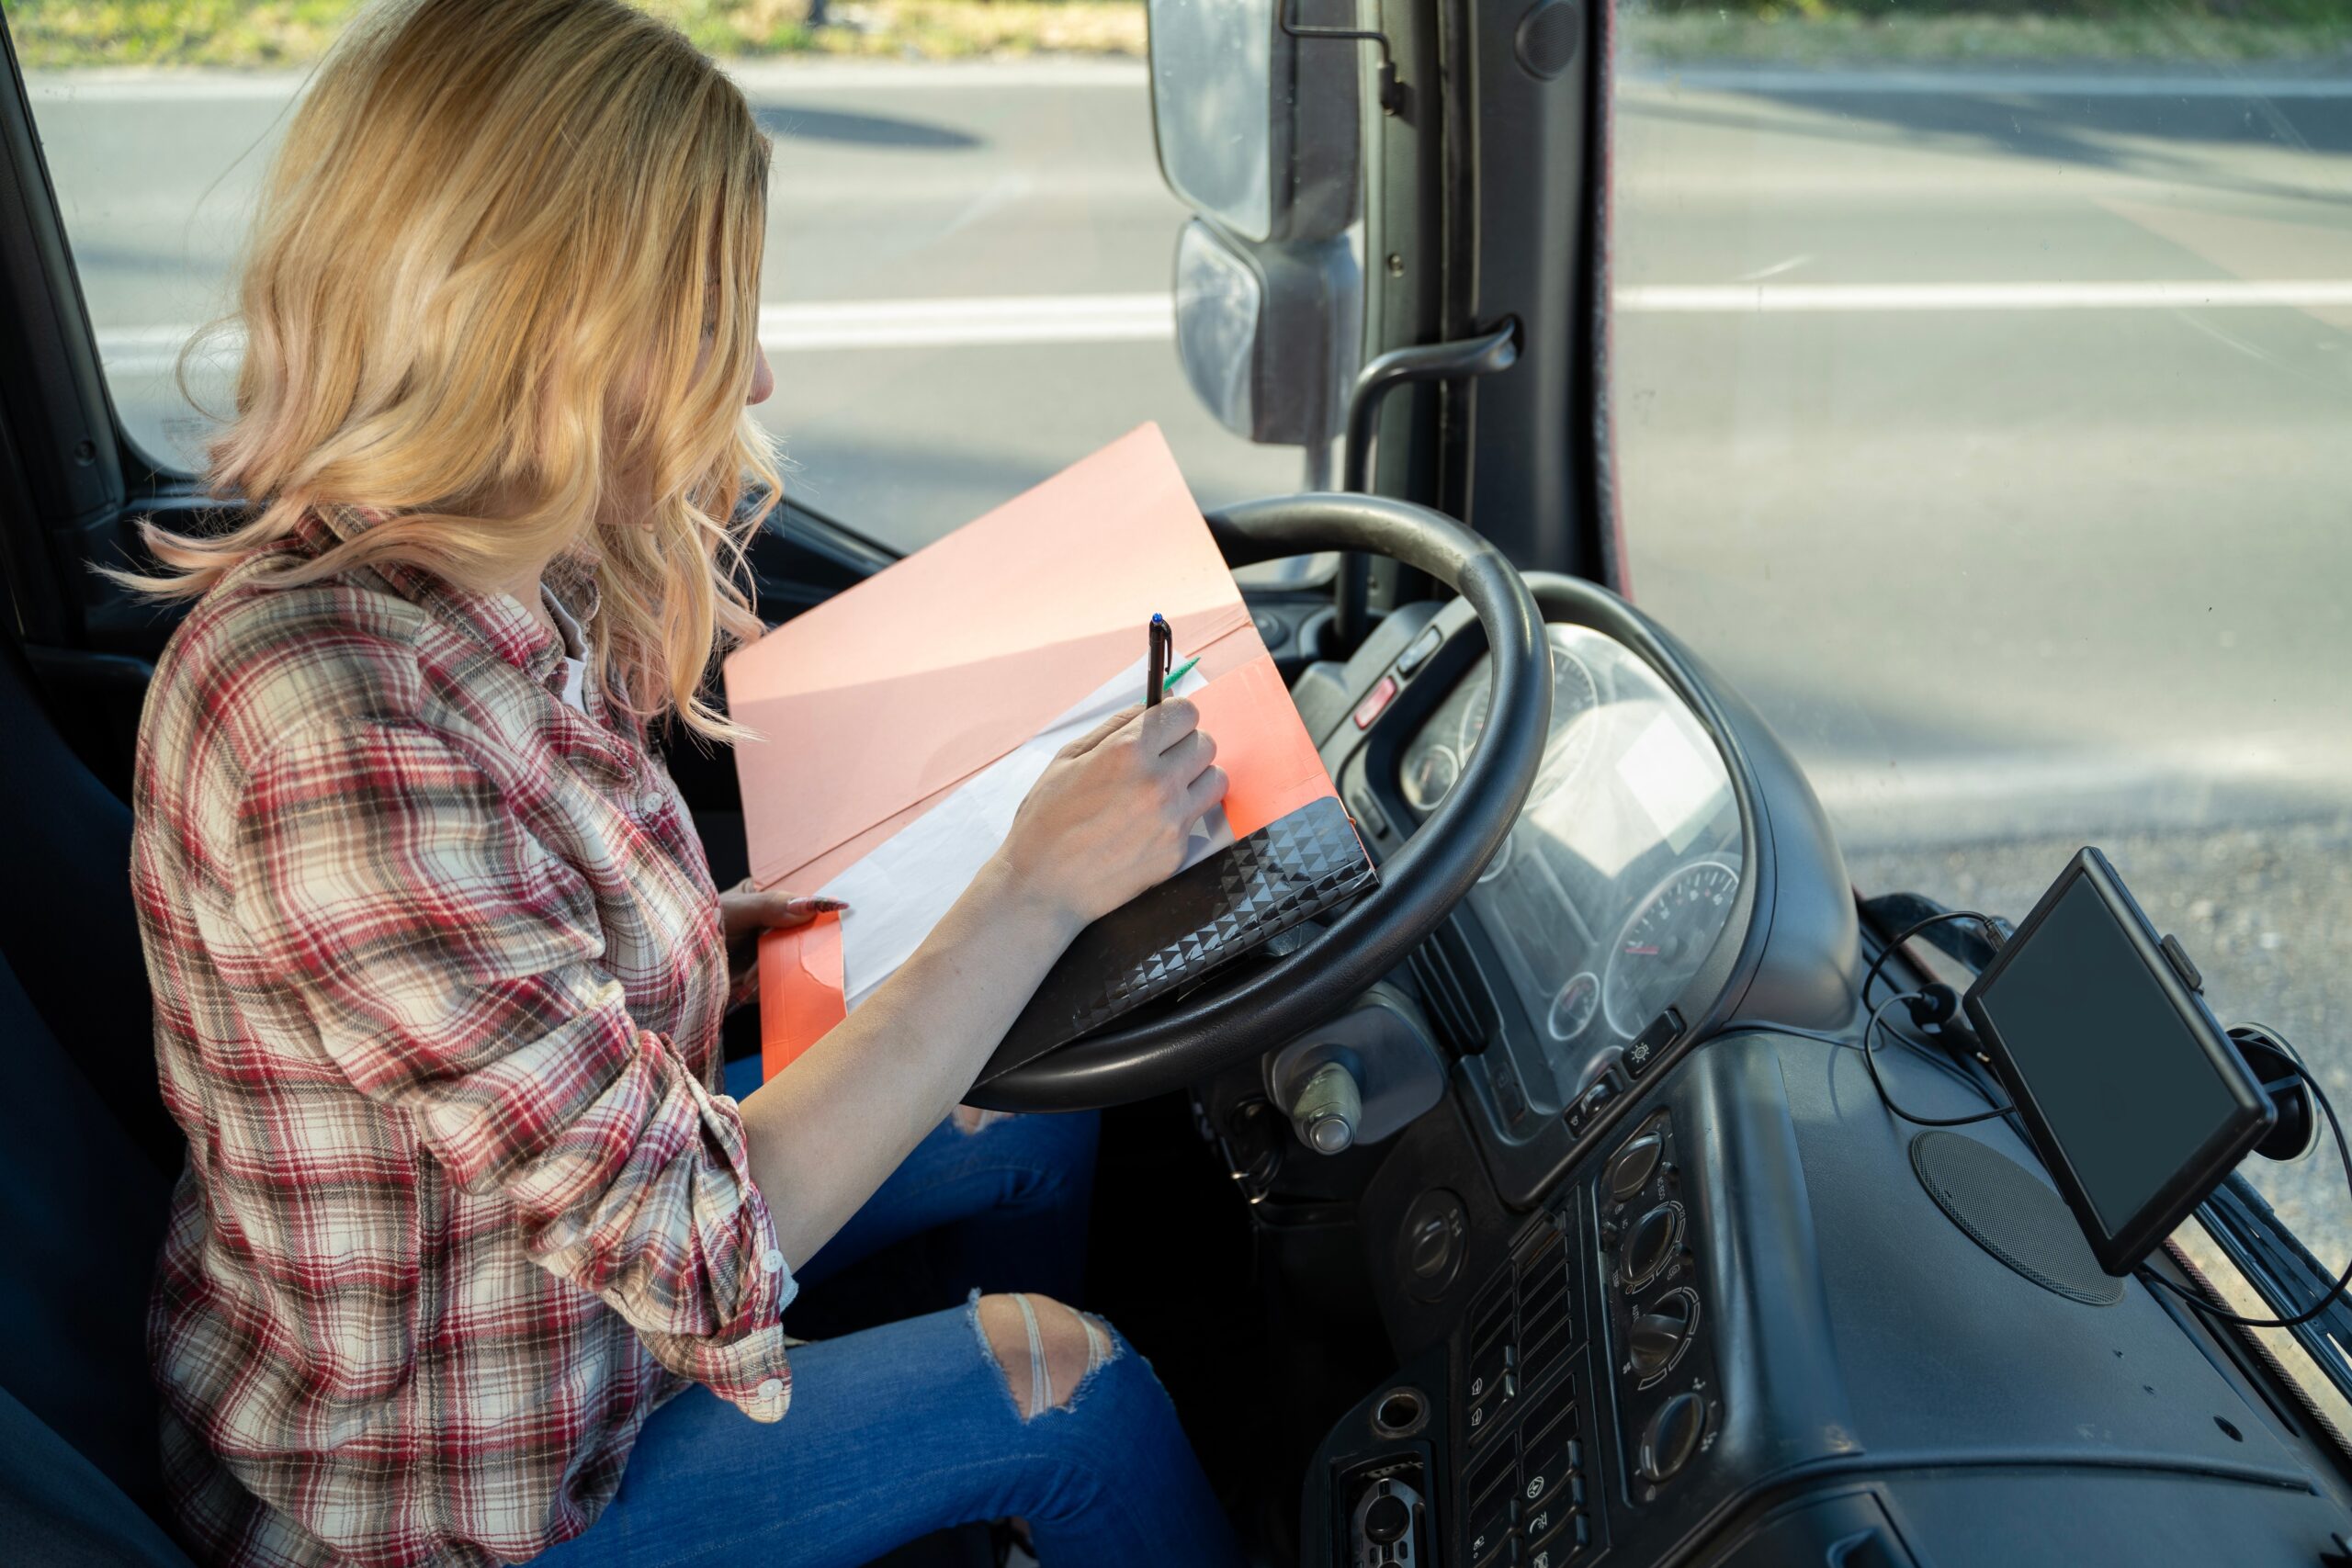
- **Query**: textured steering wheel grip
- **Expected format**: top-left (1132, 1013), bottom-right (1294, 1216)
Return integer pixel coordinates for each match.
top-left (967, 491), bottom-right (1552, 1112)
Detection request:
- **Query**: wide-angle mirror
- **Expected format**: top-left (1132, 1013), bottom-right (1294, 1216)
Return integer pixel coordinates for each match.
top-left (1146, 0), bottom-right (1360, 243)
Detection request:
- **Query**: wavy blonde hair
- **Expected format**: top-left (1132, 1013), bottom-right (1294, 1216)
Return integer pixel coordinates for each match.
top-left (125, 0), bottom-right (779, 739)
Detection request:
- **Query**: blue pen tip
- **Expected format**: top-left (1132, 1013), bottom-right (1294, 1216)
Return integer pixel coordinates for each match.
top-left (1151, 612), bottom-right (1167, 626)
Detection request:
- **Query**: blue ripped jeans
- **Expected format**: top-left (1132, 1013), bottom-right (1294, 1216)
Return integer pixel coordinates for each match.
top-left (534, 1056), bottom-right (1243, 1568)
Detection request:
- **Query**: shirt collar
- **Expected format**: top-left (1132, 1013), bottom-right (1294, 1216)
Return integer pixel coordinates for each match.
top-left (293, 504), bottom-right (600, 689)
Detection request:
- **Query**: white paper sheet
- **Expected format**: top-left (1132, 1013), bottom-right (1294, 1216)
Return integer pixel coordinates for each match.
top-left (822, 653), bottom-right (1228, 1011)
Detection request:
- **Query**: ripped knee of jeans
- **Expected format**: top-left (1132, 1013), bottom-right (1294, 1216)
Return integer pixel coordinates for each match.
top-left (970, 1292), bottom-right (1118, 1420)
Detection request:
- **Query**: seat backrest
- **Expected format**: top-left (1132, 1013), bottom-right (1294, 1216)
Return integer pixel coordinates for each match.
top-left (0, 1385), bottom-right (192, 1568)
top-left (0, 946), bottom-right (175, 1525)
top-left (0, 638), bottom-right (186, 1541)
top-left (0, 637), bottom-right (179, 1174)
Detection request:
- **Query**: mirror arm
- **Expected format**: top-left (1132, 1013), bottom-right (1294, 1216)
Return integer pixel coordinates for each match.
top-left (1281, 2), bottom-right (1406, 116)
top-left (1330, 320), bottom-right (1522, 656)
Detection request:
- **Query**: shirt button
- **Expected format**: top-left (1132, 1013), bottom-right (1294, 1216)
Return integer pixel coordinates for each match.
top-left (757, 1378), bottom-right (784, 1401)
top-left (763, 1249), bottom-right (786, 1274)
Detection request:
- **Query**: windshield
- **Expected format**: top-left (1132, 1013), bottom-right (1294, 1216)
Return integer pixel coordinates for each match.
top-left (20, 8), bottom-right (1304, 558)
top-left (1609, 0), bottom-right (2352, 1350)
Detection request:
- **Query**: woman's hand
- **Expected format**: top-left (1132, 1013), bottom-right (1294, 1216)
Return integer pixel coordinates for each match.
top-left (720, 881), bottom-right (847, 986)
top-left (735, 701), bottom-right (1222, 1269)
top-left (993, 699), bottom-right (1227, 931)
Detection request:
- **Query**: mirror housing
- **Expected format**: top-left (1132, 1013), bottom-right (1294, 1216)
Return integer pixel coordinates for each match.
top-left (1147, 0), bottom-right (1361, 243)
top-left (1174, 218), bottom-right (1360, 448)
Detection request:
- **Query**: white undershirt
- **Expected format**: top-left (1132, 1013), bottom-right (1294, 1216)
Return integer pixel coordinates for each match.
top-left (542, 587), bottom-right (589, 713)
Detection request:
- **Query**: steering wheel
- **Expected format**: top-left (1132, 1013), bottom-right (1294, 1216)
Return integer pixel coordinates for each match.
top-left (970, 491), bottom-right (1552, 1112)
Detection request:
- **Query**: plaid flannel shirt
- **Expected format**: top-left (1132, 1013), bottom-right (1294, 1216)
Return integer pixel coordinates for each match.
top-left (131, 507), bottom-right (795, 1567)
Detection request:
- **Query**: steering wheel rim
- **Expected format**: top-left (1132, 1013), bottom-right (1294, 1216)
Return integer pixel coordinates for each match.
top-left (968, 491), bottom-right (1551, 1112)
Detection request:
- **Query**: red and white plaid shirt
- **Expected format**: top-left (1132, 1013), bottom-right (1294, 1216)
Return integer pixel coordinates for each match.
top-left (131, 506), bottom-right (795, 1567)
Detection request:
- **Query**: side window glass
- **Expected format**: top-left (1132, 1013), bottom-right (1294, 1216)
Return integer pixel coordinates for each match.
top-left (1609, 6), bottom-right (2352, 1289)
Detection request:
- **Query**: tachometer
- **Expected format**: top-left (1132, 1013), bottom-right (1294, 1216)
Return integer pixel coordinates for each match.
top-left (1546, 971), bottom-right (1600, 1043)
top-left (1602, 860), bottom-right (1740, 1040)
top-left (1402, 744), bottom-right (1461, 811)
top-left (1459, 641), bottom-right (1599, 761)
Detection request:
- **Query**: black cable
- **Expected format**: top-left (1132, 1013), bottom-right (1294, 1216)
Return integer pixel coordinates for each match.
top-left (1835, 908), bottom-right (2348, 1327)
top-left (1712, 1016), bottom-right (1997, 1107)
top-left (1861, 907), bottom-right (2006, 1013)
top-left (2139, 1055), bottom-right (2352, 1330)
top-left (1862, 993), bottom-right (2017, 1127)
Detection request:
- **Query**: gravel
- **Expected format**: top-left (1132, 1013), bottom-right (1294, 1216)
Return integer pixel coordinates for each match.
top-left (1844, 810), bottom-right (2352, 1268)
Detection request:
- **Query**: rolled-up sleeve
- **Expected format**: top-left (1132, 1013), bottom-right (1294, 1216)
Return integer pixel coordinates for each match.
top-left (223, 716), bottom-right (796, 1419)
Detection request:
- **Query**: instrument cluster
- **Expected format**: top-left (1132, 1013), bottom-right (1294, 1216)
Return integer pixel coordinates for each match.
top-left (1396, 625), bottom-right (1744, 1110)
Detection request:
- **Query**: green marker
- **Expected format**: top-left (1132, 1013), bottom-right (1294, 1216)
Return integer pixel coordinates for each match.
top-left (1161, 655), bottom-right (1201, 694)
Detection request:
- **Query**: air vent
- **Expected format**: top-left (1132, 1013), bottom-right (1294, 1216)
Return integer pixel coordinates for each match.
top-left (1408, 926), bottom-right (1498, 1055)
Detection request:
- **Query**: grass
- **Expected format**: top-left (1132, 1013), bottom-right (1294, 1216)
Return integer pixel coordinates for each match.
top-left (1623, 7), bottom-right (2352, 67)
top-left (0, 0), bottom-right (1146, 68)
top-left (4, 0), bottom-right (2347, 69)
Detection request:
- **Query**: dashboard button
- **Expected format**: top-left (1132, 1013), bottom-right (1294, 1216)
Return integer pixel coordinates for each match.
top-left (1465, 1430), bottom-right (1518, 1510)
top-left (1618, 1203), bottom-right (1681, 1292)
top-left (1605, 1128), bottom-right (1665, 1201)
top-left (1466, 1370), bottom-right (1518, 1441)
top-left (1629, 1291), bottom-right (1698, 1381)
top-left (1638, 1391), bottom-right (1707, 1483)
top-left (1354, 675), bottom-right (1398, 728)
top-left (1526, 1533), bottom-right (1576, 1568)
top-left (1519, 1264), bottom-right (1568, 1336)
top-left (1522, 1501), bottom-right (1565, 1551)
top-left (1624, 1007), bottom-right (1682, 1078)
top-left (1465, 1490), bottom-right (1514, 1565)
top-left (1396, 625), bottom-right (1443, 678)
top-left (1520, 1434), bottom-right (1573, 1516)
top-left (1565, 1074), bottom-right (1616, 1134)
top-left (1470, 1277), bottom-right (1513, 1353)
top-left (1468, 1339), bottom-right (1516, 1405)
top-left (1363, 1494), bottom-right (1410, 1545)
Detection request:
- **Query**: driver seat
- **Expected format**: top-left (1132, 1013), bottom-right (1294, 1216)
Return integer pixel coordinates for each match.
top-left (0, 636), bottom-right (994, 1568)
top-left (0, 635), bottom-right (191, 1563)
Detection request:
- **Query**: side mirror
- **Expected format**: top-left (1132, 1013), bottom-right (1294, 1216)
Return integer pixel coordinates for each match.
top-left (1147, 0), bottom-right (1361, 243)
top-left (1173, 219), bottom-right (1360, 448)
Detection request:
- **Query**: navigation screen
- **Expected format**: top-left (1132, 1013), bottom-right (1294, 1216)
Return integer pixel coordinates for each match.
top-left (1972, 874), bottom-right (2241, 1236)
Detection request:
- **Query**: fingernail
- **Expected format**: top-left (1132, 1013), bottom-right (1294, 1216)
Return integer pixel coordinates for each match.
top-left (814, 897), bottom-right (849, 911)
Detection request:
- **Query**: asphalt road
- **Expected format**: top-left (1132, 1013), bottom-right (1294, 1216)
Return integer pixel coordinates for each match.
top-left (27, 61), bottom-right (2352, 1262)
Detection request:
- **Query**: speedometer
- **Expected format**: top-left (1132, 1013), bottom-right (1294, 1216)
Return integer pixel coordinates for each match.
top-left (1602, 860), bottom-right (1740, 1040)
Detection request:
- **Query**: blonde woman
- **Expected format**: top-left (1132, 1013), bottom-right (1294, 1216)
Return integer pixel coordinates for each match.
top-left (125, 2), bottom-right (1244, 1562)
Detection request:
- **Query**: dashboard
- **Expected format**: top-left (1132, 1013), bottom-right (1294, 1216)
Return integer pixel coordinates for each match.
top-left (1394, 625), bottom-right (1742, 1115)
top-left (1270, 576), bottom-right (2352, 1568)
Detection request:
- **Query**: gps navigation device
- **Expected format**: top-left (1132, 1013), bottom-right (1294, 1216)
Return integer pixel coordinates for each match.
top-left (1962, 847), bottom-right (2273, 1277)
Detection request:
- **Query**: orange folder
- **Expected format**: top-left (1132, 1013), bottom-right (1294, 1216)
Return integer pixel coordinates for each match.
top-left (724, 424), bottom-right (1339, 1079)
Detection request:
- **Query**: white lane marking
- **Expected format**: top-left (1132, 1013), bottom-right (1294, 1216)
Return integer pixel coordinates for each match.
top-left (94, 294), bottom-right (1182, 373)
top-left (756, 294), bottom-right (1171, 348)
top-left (1622, 67), bottom-right (2352, 100)
top-left (1616, 279), bottom-right (2352, 312)
top-left (26, 59), bottom-right (1147, 105)
top-left (90, 276), bottom-right (2352, 373)
top-left (1806, 740), bottom-right (2352, 840)
top-left (34, 62), bottom-right (2349, 105)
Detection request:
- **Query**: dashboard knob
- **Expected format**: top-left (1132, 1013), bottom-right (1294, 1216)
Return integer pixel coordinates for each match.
top-left (1638, 1392), bottom-right (1706, 1483)
top-left (1605, 1129), bottom-right (1664, 1201)
top-left (1627, 1292), bottom-right (1695, 1379)
top-left (1288, 1061), bottom-right (1362, 1155)
top-left (1363, 1494), bottom-right (1409, 1544)
top-left (1619, 1203), bottom-right (1680, 1291)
